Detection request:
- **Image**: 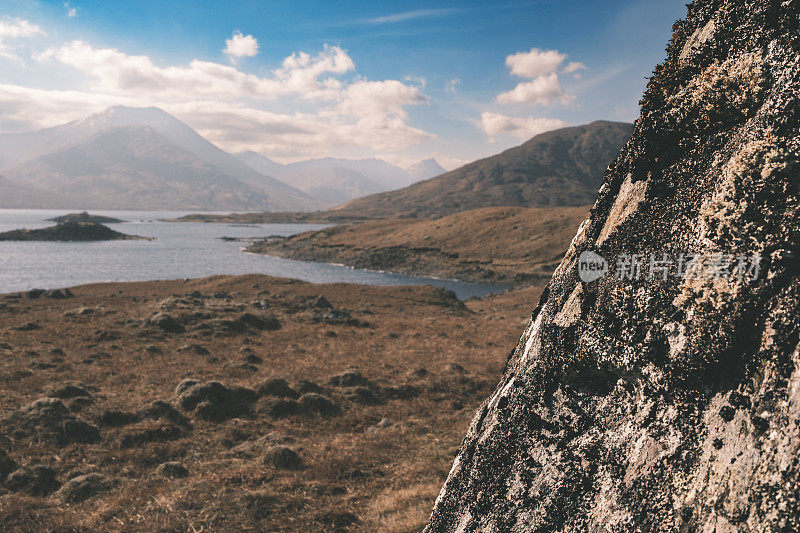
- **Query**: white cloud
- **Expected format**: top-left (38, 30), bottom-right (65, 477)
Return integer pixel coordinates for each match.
top-left (224, 31), bottom-right (258, 62)
top-left (479, 112), bottom-right (566, 139)
top-left (563, 61), bottom-right (586, 74)
top-left (496, 73), bottom-right (575, 106)
top-left (445, 78), bottom-right (460, 94)
top-left (36, 41), bottom-right (355, 101)
top-left (496, 47), bottom-right (582, 107)
top-left (5, 31), bottom-right (432, 160)
top-left (505, 48), bottom-right (565, 78)
top-left (0, 17), bottom-right (44, 61)
top-left (63, 2), bottom-right (78, 18)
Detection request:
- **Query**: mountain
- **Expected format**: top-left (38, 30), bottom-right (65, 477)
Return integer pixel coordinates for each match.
top-left (426, 0), bottom-right (800, 530)
top-left (285, 157), bottom-right (413, 190)
top-left (237, 151), bottom-right (440, 204)
top-left (236, 151), bottom-right (289, 180)
top-left (0, 107), bottom-right (321, 211)
top-left (334, 121), bottom-right (633, 218)
top-left (406, 158), bottom-right (446, 181)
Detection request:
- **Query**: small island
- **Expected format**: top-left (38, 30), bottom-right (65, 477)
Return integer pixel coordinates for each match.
top-left (46, 211), bottom-right (127, 224)
top-left (0, 222), bottom-right (151, 242)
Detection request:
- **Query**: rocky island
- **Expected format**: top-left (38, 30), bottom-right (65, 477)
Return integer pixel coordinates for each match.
top-left (46, 211), bottom-right (127, 224)
top-left (0, 222), bottom-right (150, 242)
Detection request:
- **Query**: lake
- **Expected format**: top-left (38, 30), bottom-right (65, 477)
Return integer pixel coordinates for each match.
top-left (0, 209), bottom-right (506, 300)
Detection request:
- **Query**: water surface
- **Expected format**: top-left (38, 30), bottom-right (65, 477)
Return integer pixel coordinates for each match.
top-left (0, 209), bottom-right (506, 300)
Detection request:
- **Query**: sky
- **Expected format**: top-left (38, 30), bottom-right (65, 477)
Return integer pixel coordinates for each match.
top-left (0, 0), bottom-right (687, 169)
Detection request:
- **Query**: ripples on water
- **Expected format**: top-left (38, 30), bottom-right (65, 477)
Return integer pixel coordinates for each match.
top-left (0, 209), bottom-right (506, 300)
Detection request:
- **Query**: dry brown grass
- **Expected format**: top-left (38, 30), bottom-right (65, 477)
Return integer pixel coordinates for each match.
top-left (0, 274), bottom-right (542, 531)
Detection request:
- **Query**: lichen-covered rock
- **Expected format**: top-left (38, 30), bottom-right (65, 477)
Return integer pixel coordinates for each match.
top-left (427, 1), bottom-right (800, 531)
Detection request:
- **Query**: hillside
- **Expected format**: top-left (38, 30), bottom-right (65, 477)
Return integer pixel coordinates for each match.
top-left (334, 121), bottom-right (633, 218)
top-left (0, 107), bottom-right (320, 211)
top-left (247, 206), bottom-right (589, 285)
top-left (426, 0), bottom-right (800, 530)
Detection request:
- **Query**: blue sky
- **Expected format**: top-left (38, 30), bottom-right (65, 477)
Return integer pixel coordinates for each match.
top-left (1, 0), bottom-right (686, 168)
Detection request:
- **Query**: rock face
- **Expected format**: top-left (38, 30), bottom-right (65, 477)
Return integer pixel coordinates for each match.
top-left (426, 1), bottom-right (800, 531)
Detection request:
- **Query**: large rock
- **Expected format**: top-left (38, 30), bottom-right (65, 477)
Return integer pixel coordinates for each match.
top-left (427, 1), bottom-right (800, 531)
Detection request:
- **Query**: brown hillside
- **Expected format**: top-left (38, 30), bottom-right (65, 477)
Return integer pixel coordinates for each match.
top-left (247, 206), bottom-right (589, 285)
top-left (333, 121), bottom-right (632, 218)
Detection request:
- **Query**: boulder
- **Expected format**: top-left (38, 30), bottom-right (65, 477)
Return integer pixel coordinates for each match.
top-left (425, 2), bottom-right (800, 531)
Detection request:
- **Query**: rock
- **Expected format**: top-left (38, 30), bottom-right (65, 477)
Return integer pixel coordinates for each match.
top-left (25, 289), bottom-right (45, 299)
top-left (329, 369), bottom-right (370, 387)
top-left (147, 312), bottom-right (185, 333)
top-left (237, 312), bottom-right (281, 331)
top-left (4, 465), bottom-right (60, 496)
top-left (42, 289), bottom-right (72, 299)
top-left (257, 378), bottom-right (299, 399)
top-left (155, 461), bottom-right (189, 478)
top-left (145, 345), bottom-right (162, 354)
top-left (425, 2), bottom-right (800, 531)
top-left (312, 295), bottom-right (333, 309)
top-left (5, 397), bottom-right (99, 446)
top-left (54, 473), bottom-right (112, 503)
top-left (14, 322), bottom-right (40, 331)
top-left (262, 445), bottom-right (302, 470)
top-left (298, 393), bottom-right (341, 417)
top-left (176, 381), bottom-right (257, 422)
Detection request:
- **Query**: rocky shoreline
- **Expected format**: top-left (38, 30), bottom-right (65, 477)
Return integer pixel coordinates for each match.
top-left (245, 206), bottom-right (587, 287)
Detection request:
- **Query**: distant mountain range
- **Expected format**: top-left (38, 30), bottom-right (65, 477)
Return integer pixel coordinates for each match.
top-left (0, 106), bottom-right (445, 211)
top-left (332, 121), bottom-right (633, 218)
top-left (236, 151), bottom-right (446, 205)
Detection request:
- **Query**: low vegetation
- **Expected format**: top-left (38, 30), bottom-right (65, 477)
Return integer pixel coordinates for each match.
top-left (0, 274), bottom-right (543, 531)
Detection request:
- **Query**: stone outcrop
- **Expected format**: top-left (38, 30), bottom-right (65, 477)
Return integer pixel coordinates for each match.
top-left (426, 1), bottom-right (800, 531)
